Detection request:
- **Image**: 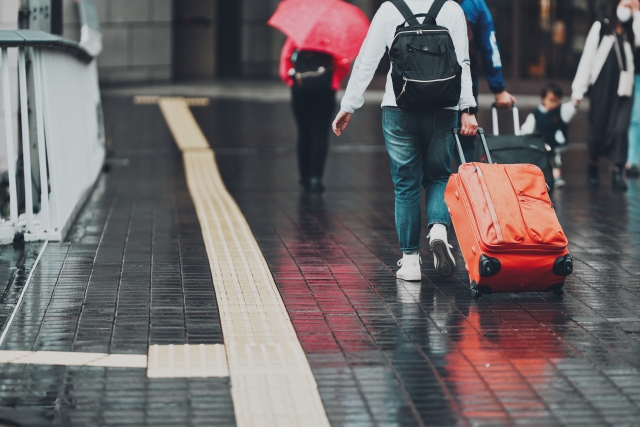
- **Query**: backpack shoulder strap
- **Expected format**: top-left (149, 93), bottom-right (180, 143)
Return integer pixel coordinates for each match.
top-left (598, 19), bottom-right (610, 45)
top-left (388, 0), bottom-right (420, 26)
top-left (426, 0), bottom-right (449, 24)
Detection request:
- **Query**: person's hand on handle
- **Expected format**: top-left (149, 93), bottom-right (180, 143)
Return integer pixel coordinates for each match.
top-left (333, 111), bottom-right (352, 137)
top-left (460, 113), bottom-right (478, 136)
top-left (495, 90), bottom-right (517, 109)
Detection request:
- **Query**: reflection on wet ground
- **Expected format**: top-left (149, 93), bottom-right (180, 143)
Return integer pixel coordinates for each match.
top-left (0, 243), bottom-right (42, 338)
top-left (202, 98), bottom-right (640, 426)
top-left (0, 94), bottom-right (638, 426)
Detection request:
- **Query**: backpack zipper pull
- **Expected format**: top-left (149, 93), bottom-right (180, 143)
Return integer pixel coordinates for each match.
top-left (396, 78), bottom-right (407, 101)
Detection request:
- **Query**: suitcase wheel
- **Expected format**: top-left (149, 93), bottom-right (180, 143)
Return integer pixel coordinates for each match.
top-left (545, 283), bottom-right (565, 296)
top-left (470, 281), bottom-right (482, 299)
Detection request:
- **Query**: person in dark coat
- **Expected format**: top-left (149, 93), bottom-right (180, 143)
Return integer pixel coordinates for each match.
top-left (279, 39), bottom-right (351, 193)
top-left (571, 0), bottom-right (640, 191)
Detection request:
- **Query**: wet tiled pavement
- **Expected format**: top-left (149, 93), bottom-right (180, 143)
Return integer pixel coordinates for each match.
top-left (197, 98), bottom-right (640, 426)
top-left (0, 243), bottom-right (42, 340)
top-left (0, 99), bottom-right (233, 426)
top-left (0, 92), bottom-right (639, 426)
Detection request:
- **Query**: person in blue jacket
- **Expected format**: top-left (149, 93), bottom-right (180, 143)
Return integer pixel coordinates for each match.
top-left (456, 0), bottom-right (516, 162)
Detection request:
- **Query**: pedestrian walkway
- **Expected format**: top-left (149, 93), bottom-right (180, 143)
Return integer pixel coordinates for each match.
top-left (0, 89), bottom-right (638, 426)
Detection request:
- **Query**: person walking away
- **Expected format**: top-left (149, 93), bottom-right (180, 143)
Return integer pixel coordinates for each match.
top-left (280, 39), bottom-right (351, 193)
top-left (627, 5), bottom-right (640, 178)
top-left (521, 83), bottom-right (577, 188)
top-left (455, 0), bottom-right (517, 163)
top-left (571, 0), bottom-right (640, 191)
top-left (333, 0), bottom-right (478, 281)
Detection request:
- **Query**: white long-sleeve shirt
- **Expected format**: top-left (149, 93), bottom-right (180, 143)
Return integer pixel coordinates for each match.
top-left (340, 0), bottom-right (476, 113)
top-left (571, 13), bottom-right (640, 102)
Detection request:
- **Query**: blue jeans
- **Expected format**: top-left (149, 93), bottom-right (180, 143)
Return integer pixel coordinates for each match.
top-left (628, 75), bottom-right (640, 166)
top-left (382, 107), bottom-right (458, 253)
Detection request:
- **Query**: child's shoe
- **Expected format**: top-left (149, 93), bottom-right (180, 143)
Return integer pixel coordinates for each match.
top-left (554, 177), bottom-right (566, 188)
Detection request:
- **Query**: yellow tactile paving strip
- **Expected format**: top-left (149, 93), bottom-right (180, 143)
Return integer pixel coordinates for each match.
top-left (159, 98), bottom-right (211, 150)
top-left (156, 97), bottom-right (330, 427)
top-left (0, 350), bottom-right (147, 368)
top-left (0, 345), bottom-right (229, 377)
top-left (147, 344), bottom-right (229, 378)
top-left (134, 95), bottom-right (210, 107)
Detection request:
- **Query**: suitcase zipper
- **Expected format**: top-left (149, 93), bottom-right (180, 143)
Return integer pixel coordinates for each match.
top-left (474, 166), bottom-right (504, 242)
top-left (518, 195), bottom-right (553, 208)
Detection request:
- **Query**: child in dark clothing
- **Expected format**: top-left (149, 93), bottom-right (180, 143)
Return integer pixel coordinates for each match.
top-left (521, 83), bottom-right (577, 188)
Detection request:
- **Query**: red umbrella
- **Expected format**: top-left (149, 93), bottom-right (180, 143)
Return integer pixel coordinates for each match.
top-left (268, 0), bottom-right (370, 62)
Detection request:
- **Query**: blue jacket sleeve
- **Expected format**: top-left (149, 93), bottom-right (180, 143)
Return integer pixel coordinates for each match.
top-left (471, 1), bottom-right (506, 93)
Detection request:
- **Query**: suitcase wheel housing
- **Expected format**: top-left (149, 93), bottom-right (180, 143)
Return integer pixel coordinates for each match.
top-left (553, 255), bottom-right (573, 276)
top-left (479, 255), bottom-right (501, 277)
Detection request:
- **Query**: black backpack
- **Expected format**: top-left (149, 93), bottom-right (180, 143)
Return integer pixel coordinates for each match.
top-left (291, 50), bottom-right (334, 89)
top-left (389, 0), bottom-right (462, 110)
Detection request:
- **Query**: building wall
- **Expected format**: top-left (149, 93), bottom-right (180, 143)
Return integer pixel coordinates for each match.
top-left (239, 0), bottom-right (378, 78)
top-left (52, 0), bottom-right (380, 82)
top-left (240, 0), bottom-right (283, 77)
top-left (0, 0), bottom-right (19, 174)
top-left (174, 0), bottom-right (217, 80)
top-left (62, 0), bottom-right (173, 84)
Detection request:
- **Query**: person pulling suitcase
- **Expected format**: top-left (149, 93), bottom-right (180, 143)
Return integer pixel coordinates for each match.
top-left (454, 0), bottom-right (518, 164)
top-left (333, 0), bottom-right (478, 281)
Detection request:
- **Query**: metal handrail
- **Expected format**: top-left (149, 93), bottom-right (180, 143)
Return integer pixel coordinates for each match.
top-left (0, 30), bottom-right (93, 63)
top-left (0, 29), bottom-right (104, 243)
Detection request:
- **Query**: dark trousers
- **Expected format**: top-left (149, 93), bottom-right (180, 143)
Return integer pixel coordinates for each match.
top-left (291, 86), bottom-right (336, 183)
top-left (588, 95), bottom-right (633, 166)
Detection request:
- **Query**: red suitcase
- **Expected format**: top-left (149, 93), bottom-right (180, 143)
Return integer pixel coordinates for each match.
top-left (445, 128), bottom-right (573, 298)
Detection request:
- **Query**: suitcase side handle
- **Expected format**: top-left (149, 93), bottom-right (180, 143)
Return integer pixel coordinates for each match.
top-left (452, 127), bottom-right (493, 165)
top-left (490, 102), bottom-right (521, 136)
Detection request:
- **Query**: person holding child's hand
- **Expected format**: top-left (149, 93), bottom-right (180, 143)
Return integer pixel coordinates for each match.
top-left (571, 0), bottom-right (640, 191)
top-left (625, 0), bottom-right (640, 178)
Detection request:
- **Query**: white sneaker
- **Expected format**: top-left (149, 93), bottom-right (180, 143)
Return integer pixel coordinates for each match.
top-left (428, 224), bottom-right (456, 277)
top-left (429, 239), bottom-right (456, 277)
top-left (396, 254), bottom-right (422, 281)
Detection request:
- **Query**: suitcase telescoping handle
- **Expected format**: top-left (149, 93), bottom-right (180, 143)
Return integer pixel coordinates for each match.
top-left (491, 102), bottom-right (521, 136)
top-left (452, 127), bottom-right (493, 165)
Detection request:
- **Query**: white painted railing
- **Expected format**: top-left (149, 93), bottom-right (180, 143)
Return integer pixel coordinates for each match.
top-left (0, 30), bottom-right (104, 243)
